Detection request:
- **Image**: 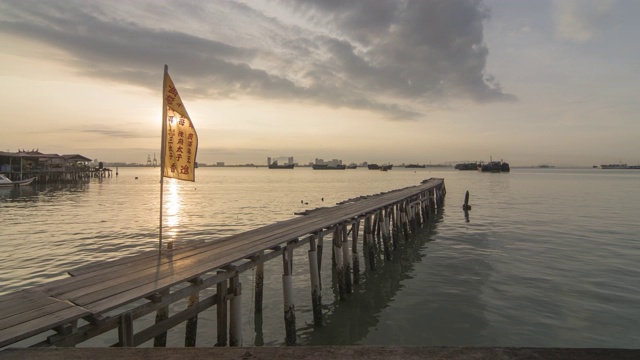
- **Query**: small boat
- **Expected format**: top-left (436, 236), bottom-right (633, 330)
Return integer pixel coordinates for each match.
top-left (346, 163), bottom-right (358, 169)
top-left (404, 164), bottom-right (425, 168)
top-left (0, 174), bottom-right (36, 187)
top-left (477, 159), bottom-right (510, 173)
top-left (380, 164), bottom-right (393, 171)
top-left (367, 164), bottom-right (380, 170)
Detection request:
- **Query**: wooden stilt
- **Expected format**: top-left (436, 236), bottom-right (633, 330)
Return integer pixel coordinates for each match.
top-left (184, 278), bottom-right (202, 347)
top-left (308, 235), bottom-right (323, 326)
top-left (282, 246), bottom-right (296, 345)
top-left (216, 271), bottom-right (228, 347)
top-left (333, 225), bottom-right (346, 301)
top-left (229, 274), bottom-right (242, 346)
top-left (153, 289), bottom-right (169, 347)
top-left (342, 224), bottom-right (352, 294)
top-left (364, 216), bottom-right (376, 271)
top-left (254, 250), bottom-right (264, 314)
top-left (317, 232), bottom-right (324, 290)
top-left (118, 312), bottom-right (134, 347)
top-left (351, 220), bottom-right (360, 285)
top-left (402, 203), bottom-right (411, 242)
top-left (381, 209), bottom-right (392, 260)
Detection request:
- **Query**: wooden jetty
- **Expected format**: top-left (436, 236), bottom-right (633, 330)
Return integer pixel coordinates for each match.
top-left (0, 178), bottom-right (445, 349)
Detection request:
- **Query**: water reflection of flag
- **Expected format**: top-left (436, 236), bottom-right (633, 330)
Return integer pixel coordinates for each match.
top-left (162, 71), bottom-right (198, 182)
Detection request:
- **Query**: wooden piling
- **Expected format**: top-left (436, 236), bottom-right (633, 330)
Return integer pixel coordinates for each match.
top-left (184, 277), bottom-right (202, 347)
top-left (364, 216), bottom-right (376, 271)
top-left (229, 274), bottom-right (242, 347)
top-left (282, 246), bottom-right (296, 345)
top-left (351, 221), bottom-right (360, 285)
top-left (308, 235), bottom-right (323, 326)
top-left (254, 251), bottom-right (264, 314)
top-left (381, 209), bottom-right (392, 260)
top-left (216, 271), bottom-right (228, 347)
top-left (153, 289), bottom-right (170, 347)
top-left (118, 312), bottom-right (134, 347)
top-left (333, 226), bottom-right (346, 301)
top-left (341, 224), bottom-right (352, 294)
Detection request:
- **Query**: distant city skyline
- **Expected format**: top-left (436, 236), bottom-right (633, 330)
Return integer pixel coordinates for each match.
top-left (1, 1), bottom-right (639, 167)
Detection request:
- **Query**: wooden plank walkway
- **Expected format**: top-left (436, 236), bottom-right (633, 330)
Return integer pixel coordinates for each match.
top-left (0, 178), bottom-right (444, 348)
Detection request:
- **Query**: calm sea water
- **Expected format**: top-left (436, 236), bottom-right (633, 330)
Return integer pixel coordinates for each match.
top-left (1, 167), bottom-right (639, 348)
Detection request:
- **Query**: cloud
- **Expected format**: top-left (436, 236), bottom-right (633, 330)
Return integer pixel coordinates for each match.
top-left (553, 0), bottom-right (616, 43)
top-left (0, 0), bottom-right (514, 120)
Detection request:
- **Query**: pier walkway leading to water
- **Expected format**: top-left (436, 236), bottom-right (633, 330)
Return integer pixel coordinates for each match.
top-left (0, 178), bottom-right (445, 349)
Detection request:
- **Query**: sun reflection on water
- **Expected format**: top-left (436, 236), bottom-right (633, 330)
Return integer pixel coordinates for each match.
top-left (164, 179), bottom-right (181, 241)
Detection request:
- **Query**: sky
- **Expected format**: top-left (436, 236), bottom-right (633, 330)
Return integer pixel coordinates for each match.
top-left (1, 0), bottom-right (638, 167)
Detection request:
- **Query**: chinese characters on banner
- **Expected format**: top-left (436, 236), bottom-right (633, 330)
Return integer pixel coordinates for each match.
top-left (163, 72), bottom-right (198, 181)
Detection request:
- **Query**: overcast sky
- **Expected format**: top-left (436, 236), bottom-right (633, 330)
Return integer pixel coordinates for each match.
top-left (1, 0), bottom-right (638, 166)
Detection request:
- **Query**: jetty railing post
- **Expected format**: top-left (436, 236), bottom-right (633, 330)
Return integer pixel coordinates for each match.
top-left (364, 215), bottom-right (376, 271)
top-left (185, 277), bottom-right (202, 347)
top-left (352, 220), bottom-right (360, 285)
top-left (282, 245), bottom-right (297, 345)
top-left (118, 312), bottom-right (134, 347)
top-left (229, 272), bottom-right (243, 346)
top-left (254, 250), bottom-right (265, 314)
top-left (308, 234), bottom-right (323, 326)
top-left (342, 223), bottom-right (352, 294)
top-left (215, 271), bottom-right (228, 347)
top-left (333, 224), bottom-right (346, 301)
top-left (153, 288), bottom-right (169, 347)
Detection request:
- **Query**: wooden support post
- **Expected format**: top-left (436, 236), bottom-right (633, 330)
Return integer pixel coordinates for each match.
top-left (365, 216), bottom-right (376, 271)
top-left (331, 227), bottom-right (337, 267)
top-left (381, 209), bottom-right (392, 260)
top-left (317, 232), bottom-right (324, 275)
top-left (184, 279), bottom-right (201, 347)
top-left (342, 223), bottom-right (352, 294)
top-left (216, 271), bottom-right (228, 347)
top-left (308, 235), bottom-right (323, 326)
top-left (282, 246), bottom-right (296, 345)
top-left (391, 206), bottom-right (398, 248)
top-left (118, 312), bottom-right (134, 347)
top-left (153, 289), bottom-right (169, 347)
top-left (333, 225), bottom-right (346, 301)
top-left (255, 250), bottom-right (264, 314)
top-left (415, 199), bottom-right (423, 228)
top-left (351, 220), bottom-right (360, 285)
top-left (402, 203), bottom-right (411, 242)
top-left (229, 274), bottom-right (242, 346)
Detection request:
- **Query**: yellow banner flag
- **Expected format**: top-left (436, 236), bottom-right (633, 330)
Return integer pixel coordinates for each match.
top-left (162, 72), bottom-right (198, 181)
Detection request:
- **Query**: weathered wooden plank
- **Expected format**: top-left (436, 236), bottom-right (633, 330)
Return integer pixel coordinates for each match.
top-left (0, 305), bottom-right (88, 348)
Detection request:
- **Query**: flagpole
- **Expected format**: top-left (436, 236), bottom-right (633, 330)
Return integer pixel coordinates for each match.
top-left (159, 64), bottom-right (169, 254)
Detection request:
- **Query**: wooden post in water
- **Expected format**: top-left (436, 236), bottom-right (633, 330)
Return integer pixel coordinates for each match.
top-left (184, 277), bottom-right (202, 347)
top-left (351, 220), bottom-right (360, 285)
top-left (401, 202), bottom-right (411, 242)
top-left (317, 231), bottom-right (324, 275)
top-left (229, 273), bottom-right (242, 346)
top-left (391, 206), bottom-right (398, 248)
top-left (381, 209), bottom-right (392, 260)
top-left (216, 271), bottom-right (228, 347)
top-left (364, 216), bottom-right (376, 271)
top-left (254, 250), bottom-right (264, 314)
top-left (153, 289), bottom-right (169, 347)
top-left (308, 234), bottom-right (323, 326)
top-left (118, 312), bottom-right (134, 347)
top-left (342, 223), bottom-right (352, 294)
top-left (282, 245), bottom-right (296, 345)
top-left (333, 225), bottom-right (346, 301)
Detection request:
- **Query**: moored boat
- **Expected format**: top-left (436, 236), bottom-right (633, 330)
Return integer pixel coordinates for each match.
top-left (455, 162), bottom-right (477, 170)
top-left (477, 159), bottom-right (510, 173)
top-left (312, 164), bottom-right (346, 170)
top-left (0, 174), bottom-right (36, 187)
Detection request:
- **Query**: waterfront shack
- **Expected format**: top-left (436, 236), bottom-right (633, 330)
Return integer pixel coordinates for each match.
top-left (0, 150), bottom-right (107, 183)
